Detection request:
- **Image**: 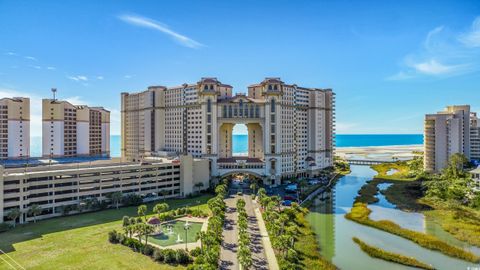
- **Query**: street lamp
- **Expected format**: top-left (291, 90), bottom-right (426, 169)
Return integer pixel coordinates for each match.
top-left (184, 221), bottom-right (191, 251)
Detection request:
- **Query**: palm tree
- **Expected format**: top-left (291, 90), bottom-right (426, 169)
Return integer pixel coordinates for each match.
top-left (196, 231), bottom-right (207, 253)
top-left (122, 216), bottom-right (130, 235)
top-left (194, 182), bottom-right (204, 194)
top-left (137, 205), bottom-right (147, 222)
top-left (250, 181), bottom-right (258, 196)
top-left (109, 192), bottom-right (123, 209)
top-left (27, 204), bottom-right (42, 223)
top-left (153, 203), bottom-right (169, 217)
top-left (142, 224), bottom-right (155, 246)
top-left (159, 189), bottom-right (169, 201)
top-left (7, 208), bottom-right (21, 228)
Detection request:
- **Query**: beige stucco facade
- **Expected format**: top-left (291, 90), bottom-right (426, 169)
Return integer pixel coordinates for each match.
top-left (122, 77), bottom-right (335, 186)
top-left (0, 97), bottom-right (30, 159)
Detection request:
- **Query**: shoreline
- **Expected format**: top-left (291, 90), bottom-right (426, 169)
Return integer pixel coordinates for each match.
top-left (335, 144), bottom-right (423, 161)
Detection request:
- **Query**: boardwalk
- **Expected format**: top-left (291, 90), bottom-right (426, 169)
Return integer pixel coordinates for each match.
top-left (220, 195), bottom-right (239, 270)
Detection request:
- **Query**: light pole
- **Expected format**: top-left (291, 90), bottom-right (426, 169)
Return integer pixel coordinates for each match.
top-left (184, 222), bottom-right (191, 251)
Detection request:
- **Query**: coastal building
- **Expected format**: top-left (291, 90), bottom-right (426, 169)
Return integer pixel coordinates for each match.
top-left (469, 167), bottom-right (480, 192)
top-left (470, 112), bottom-right (480, 162)
top-left (42, 99), bottom-right (110, 158)
top-left (424, 105), bottom-right (472, 172)
top-left (0, 97), bottom-right (30, 159)
top-left (121, 77), bottom-right (335, 185)
top-left (0, 155), bottom-right (209, 224)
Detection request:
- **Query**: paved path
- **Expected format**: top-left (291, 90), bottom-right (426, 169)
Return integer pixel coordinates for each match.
top-left (220, 195), bottom-right (239, 270)
top-left (244, 195), bottom-right (269, 270)
top-left (254, 203), bottom-right (280, 270)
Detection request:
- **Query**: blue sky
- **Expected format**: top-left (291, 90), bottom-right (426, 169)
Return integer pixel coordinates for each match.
top-left (1, 0), bottom-right (480, 136)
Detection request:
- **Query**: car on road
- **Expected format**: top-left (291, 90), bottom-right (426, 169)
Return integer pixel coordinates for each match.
top-left (282, 200), bottom-right (292, 206)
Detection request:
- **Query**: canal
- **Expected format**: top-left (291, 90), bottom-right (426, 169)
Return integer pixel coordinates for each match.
top-left (306, 165), bottom-right (480, 270)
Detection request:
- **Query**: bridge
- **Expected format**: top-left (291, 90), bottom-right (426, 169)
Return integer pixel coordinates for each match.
top-left (346, 159), bottom-right (394, 165)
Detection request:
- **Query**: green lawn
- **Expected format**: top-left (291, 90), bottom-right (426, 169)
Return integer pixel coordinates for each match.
top-left (0, 194), bottom-right (213, 270)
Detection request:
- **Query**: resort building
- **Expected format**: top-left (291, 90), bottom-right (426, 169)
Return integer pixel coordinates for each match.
top-left (0, 155), bottom-right (209, 224)
top-left (469, 167), bottom-right (480, 192)
top-left (0, 97), bottom-right (30, 159)
top-left (470, 112), bottom-right (480, 162)
top-left (42, 99), bottom-right (110, 158)
top-left (424, 105), bottom-right (472, 172)
top-left (121, 77), bottom-right (335, 185)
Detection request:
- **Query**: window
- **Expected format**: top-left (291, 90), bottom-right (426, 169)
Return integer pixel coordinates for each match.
top-left (207, 99), bottom-right (212, 113)
top-left (271, 99), bottom-right (276, 113)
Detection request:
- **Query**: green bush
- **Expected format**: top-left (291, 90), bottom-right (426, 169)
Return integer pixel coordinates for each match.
top-left (153, 248), bottom-right (165, 262)
top-left (163, 249), bottom-right (177, 264)
top-left (143, 244), bottom-right (155, 256)
top-left (190, 247), bottom-right (202, 257)
top-left (0, 222), bottom-right (11, 233)
top-left (176, 249), bottom-right (193, 264)
top-left (108, 230), bottom-right (119, 244)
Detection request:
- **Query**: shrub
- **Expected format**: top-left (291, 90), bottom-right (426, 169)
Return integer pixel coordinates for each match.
top-left (190, 247), bottom-right (202, 257)
top-left (108, 230), bottom-right (119, 244)
top-left (143, 244), bottom-right (155, 257)
top-left (163, 249), bottom-right (177, 264)
top-left (122, 194), bottom-right (143, 206)
top-left (0, 223), bottom-right (11, 233)
top-left (153, 248), bottom-right (165, 262)
top-left (176, 249), bottom-right (192, 264)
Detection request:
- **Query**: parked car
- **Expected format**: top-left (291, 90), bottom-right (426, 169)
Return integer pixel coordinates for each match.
top-left (308, 179), bottom-right (319, 185)
top-left (285, 183), bottom-right (298, 192)
top-left (266, 188), bottom-right (274, 196)
top-left (282, 200), bottom-right (292, 206)
top-left (283, 195), bottom-right (296, 201)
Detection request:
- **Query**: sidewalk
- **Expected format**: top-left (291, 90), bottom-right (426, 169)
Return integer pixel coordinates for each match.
top-left (253, 201), bottom-right (279, 270)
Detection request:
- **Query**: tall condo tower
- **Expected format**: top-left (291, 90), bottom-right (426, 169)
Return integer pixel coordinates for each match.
top-left (121, 77), bottom-right (335, 185)
top-left (0, 97), bottom-right (30, 159)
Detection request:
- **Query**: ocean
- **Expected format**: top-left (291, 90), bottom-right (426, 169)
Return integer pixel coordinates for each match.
top-left (29, 134), bottom-right (423, 157)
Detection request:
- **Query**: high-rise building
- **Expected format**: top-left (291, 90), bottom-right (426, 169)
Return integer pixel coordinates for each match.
top-left (470, 112), bottom-right (480, 162)
top-left (424, 105), bottom-right (471, 172)
top-left (42, 99), bottom-right (110, 158)
top-left (0, 97), bottom-right (30, 159)
top-left (122, 77), bottom-right (335, 185)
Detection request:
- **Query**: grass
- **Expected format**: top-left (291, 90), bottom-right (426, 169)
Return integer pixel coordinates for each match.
top-left (355, 177), bottom-right (430, 211)
top-left (352, 237), bottom-right (435, 270)
top-left (421, 198), bottom-right (480, 247)
top-left (345, 202), bottom-right (480, 263)
top-left (371, 162), bottom-right (416, 181)
top-left (0, 194), bottom-right (213, 270)
top-left (296, 213), bottom-right (337, 270)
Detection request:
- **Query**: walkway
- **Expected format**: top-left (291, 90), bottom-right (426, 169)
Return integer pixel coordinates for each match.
top-left (220, 195), bottom-right (239, 270)
top-left (244, 195), bottom-right (269, 270)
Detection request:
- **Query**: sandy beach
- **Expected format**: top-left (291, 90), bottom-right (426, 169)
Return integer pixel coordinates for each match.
top-left (336, 144), bottom-right (423, 161)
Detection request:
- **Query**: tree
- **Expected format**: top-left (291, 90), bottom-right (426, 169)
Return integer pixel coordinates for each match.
top-left (194, 182), bottom-right (204, 194)
top-left (7, 208), bottom-right (21, 228)
top-left (27, 204), bottom-right (42, 223)
top-left (109, 192), bottom-right (123, 210)
top-left (122, 216), bottom-right (130, 236)
top-left (137, 205), bottom-right (147, 222)
top-left (141, 223), bottom-right (155, 246)
top-left (443, 153), bottom-right (469, 179)
top-left (159, 189), bottom-right (170, 201)
top-left (153, 203), bottom-right (169, 218)
top-left (196, 231), bottom-right (207, 253)
top-left (250, 182), bottom-right (258, 196)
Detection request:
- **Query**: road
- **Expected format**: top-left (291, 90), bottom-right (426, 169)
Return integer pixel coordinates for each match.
top-left (244, 195), bottom-right (268, 269)
top-left (220, 194), bottom-right (239, 270)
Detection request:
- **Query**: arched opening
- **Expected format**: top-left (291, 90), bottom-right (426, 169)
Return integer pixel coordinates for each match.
top-left (232, 124), bottom-right (248, 156)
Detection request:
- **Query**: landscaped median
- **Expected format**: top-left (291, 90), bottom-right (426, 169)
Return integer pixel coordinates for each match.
top-left (352, 237), bottom-right (435, 270)
top-left (345, 202), bottom-right (480, 263)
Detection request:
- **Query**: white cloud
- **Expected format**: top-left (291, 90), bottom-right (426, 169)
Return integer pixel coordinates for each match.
top-left (67, 75), bottom-right (88, 82)
top-left (65, 96), bottom-right (88, 105)
top-left (411, 59), bottom-right (465, 75)
top-left (24, 56), bottom-right (37, 61)
top-left (459, 16), bottom-right (480, 47)
top-left (335, 122), bottom-right (359, 134)
top-left (5, 52), bottom-right (17, 56)
top-left (388, 17), bottom-right (480, 80)
top-left (124, 75), bottom-right (132, 79)
top-left (46, 66), bottom-right (56, 70)
top-left (118, 14), bottom-right (203, 48)
top-left (29, 65), bottom-right (42, 70)
top-left (97, 76), bottom-right (104, 80)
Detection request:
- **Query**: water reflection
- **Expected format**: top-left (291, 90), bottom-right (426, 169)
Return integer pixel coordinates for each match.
top-left (307, 165), bottom-right (480, 270)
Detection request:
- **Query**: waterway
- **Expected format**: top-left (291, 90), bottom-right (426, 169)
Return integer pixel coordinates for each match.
top-left (306, 165), bottom-right (480, 270)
